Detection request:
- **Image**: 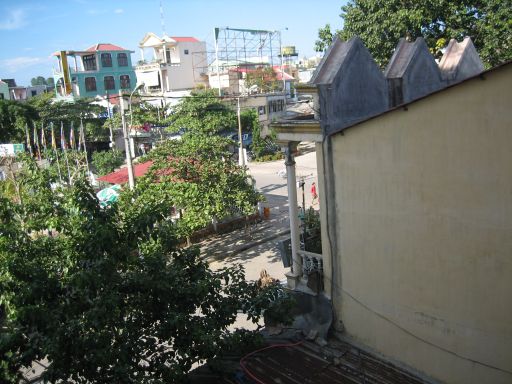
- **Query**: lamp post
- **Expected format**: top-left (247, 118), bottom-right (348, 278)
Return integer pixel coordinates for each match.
top-left (119, 82), bottom-right (144, 190)
top-left (237, 97), bottom-right (245, 167)
top-left (129, 82), bottom-right (145, 158)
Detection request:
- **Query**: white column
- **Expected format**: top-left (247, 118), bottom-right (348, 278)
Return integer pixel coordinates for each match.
top-left (284, 143), bottom-right (302, 288)
top-left (140, 48), bottom-right (145, 62)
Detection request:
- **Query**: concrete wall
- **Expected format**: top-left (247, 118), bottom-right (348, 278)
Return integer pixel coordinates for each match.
top-left (166, 41), bottom-right (207, 90)
top-left (330, 64), bottom-right (512, 383)
top-left (314, 38), bottom-right (388, 135)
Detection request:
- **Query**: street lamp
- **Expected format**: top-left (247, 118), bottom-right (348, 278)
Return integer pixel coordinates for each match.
top-left (129, 82), bottom-right (145, 133)
top-left (119, 82), bottom-right (144, 190)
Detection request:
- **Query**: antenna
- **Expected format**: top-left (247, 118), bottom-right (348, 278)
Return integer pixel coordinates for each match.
top-left (160, 0), bottom-right (166, 35)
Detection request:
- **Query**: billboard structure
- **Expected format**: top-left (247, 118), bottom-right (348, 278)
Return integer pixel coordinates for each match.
top-left (211, 27), bottom-right (284, 95)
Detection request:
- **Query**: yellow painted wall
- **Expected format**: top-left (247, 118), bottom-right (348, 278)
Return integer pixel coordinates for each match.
top-left (331, 64), bottom-right (512, 383)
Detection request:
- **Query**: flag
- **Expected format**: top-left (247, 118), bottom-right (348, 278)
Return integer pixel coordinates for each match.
top-left (40, 122), bottom-right (47, 151)
top-left (60, 122), bottom-right (68, 150)
top-left (78, 119), bottom-right (84, 151)
top-left (69, 122), bottom-right (76, 150)
top-left (25, 124), bottom-right (32, 155)
top-left (51, 122), bottom-right (57, 150)
top-left (33, 123), bottom-right (41, 160)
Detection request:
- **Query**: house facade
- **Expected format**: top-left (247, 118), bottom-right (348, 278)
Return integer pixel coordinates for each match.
top-left (272, 36), bottom-right (511, 384)
top-left (53, 43), bottom-right (136, 100)
top-left (135, 33), bottom-right (208, 93)
top-left (0, 80), bottom-right (10, 100)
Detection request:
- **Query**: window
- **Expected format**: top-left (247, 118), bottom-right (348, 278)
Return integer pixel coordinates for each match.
top-left (184, 49), bottom-right (189, 55)
top-left (104, 76), bottom-right (115, 90)
top-left (120, 75), bottom-right (131, 89)
top-left (268, 99), bottom-right (285, 113)
top-left (117, 53), bottom-right (128, 67)
top-left (85, 77), bottom-right (97, 91)
top-left (83, 54), bottom-right (97, 71)
top-left (258, 105), bottom-right (266, 115)
top-left (0, 93), bottom-right (4, 100)
top-left (31, 90), bottom-right (37, 97)
top-left (101, 53), bottom-right (112, 67)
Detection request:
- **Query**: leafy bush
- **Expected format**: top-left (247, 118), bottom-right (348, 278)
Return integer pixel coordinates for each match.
top-left (304, 207), bottom-right (322, 254)
top-left (91, 149), bottom-right (124, 176)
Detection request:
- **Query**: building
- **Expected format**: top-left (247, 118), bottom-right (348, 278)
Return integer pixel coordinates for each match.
top-left (273, 36), bottom-right (511, 384)
top-left (135, 33), bottom-right (208, 94)
top-left (0, 80), bottom-right (10, 100)
top-left (53, 43), bottom-right (137, 100)
top-left (2, 78), bottom-right (26, 100)
top-left (0, 79), bottom-right (48, 101)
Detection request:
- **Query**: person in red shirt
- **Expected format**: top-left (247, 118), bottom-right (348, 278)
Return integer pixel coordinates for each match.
top-left (311, 181), bottom-right (318, 204)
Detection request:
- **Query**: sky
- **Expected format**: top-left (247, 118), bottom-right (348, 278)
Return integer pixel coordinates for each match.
top-left (0, 0), bottom-right (346, 86)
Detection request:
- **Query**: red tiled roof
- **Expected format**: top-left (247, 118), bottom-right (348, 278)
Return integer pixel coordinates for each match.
top-left (170, 36), bottom-right (199, 42)
top-left (86, 43), bottom-right (128, 52)
top-left (97, 161), bottom-right (153, 184)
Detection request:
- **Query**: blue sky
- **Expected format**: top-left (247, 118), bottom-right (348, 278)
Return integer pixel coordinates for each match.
top-left (0, 0), bottom-right (346, 86)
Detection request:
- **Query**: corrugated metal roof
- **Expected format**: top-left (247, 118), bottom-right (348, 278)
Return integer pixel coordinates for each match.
top-left (97, 161), bottom-right (153, 184)
top-left (240, 337), bottom-right (431, 384)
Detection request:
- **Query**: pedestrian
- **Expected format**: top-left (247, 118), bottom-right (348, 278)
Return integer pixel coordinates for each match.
top-left (311, 182), bottom-right (318, 204)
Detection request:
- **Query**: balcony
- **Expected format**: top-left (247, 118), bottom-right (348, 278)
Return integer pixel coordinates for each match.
top-left (135, 59), bottom-right (181, 71)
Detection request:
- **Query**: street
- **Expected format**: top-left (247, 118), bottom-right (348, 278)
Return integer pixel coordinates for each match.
top-left (208, 145), bottom-right (319, 283)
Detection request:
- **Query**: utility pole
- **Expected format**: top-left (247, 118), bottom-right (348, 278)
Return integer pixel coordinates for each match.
top-left (119, 90), bottom-right (135, 190)
top-left (237, 97), bottom-right (245, 167)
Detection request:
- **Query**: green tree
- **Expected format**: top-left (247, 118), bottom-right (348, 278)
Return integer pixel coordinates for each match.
top-left (0, 155), bottom-right (285, 383)
top-left (316, 0), bottom-right (512, 68)
top-left (166, 89), bottom-right (236, 135)
top-left (127, 134), bottom-right (261, 240)
top-left (0, 100), bottom-right (37, 143)
top-left (241, 109), bottom-right (279, 159)
top-left (314, 23), bottom-right (335, 53)
top-left (27, 93), bottom-right (107, 141)
top-left (91, 149), bottom-right (124, 176)
top-left (245, 66), bottom-right (281, 93)
top-left (30, 76), bottom-right (47, 86)
top-left (46, 77), bottom-right (55, 87)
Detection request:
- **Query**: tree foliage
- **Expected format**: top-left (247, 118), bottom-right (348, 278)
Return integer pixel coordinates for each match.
top-left (0, 100), bottom-right (37, 143)
top-left (0, 156), bottom-right (286, 383)
top-left (126, 134), bottom-right (261, 240)
top-left (241, 109), bottom-right (279, 159)
top-left (26, 93), bottom-right (108, 141)
top-left (244, 66), bottom-right (281, 93)
top-left (91, 149), bottom-right (125, 176)
top-left (120, 90), bottom-right (262, 239)
top-left (316, 0), bottom-right (512, 68)
top-left (30, 76), bottom-right (47, 86)
top-left (166, 89), bottom-right (236, 135)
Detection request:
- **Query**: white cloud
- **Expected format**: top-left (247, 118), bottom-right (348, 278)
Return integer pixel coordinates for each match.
top-left (0, 9), bottom-right (27, 30)
top-left (114, 8), bottom-right (124, 14)
top-left (0, 57), bottom-right (50, 73)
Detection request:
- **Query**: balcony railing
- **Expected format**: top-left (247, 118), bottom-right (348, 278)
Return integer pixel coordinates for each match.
top-left (297, 249), bottom-right (323, 278)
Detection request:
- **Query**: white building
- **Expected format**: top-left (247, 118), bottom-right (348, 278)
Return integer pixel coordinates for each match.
top-left (135, 33), bottom-right (208, 94)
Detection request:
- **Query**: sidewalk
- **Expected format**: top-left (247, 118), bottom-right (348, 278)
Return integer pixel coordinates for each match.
top-left (199, 208), bottom-right (290, 262)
